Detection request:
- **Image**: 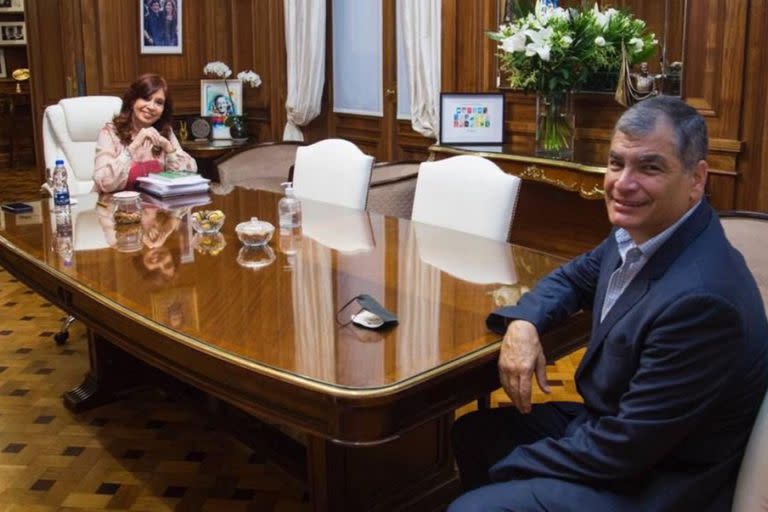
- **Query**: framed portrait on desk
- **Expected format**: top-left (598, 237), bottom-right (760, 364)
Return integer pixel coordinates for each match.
top-left (200, 80), bottom-right (242, 117)
top-left (439, 92), bottom-right (505, 145)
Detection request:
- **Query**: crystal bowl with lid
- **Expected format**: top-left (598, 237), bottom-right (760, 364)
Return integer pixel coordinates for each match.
top-left (235, 217), bottom-right (275, 246)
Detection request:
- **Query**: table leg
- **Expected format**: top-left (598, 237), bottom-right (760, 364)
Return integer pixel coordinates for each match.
top-left (63, 330), bottom-right (152, 412)
top-left (306, 413), bottom-right (460, 511)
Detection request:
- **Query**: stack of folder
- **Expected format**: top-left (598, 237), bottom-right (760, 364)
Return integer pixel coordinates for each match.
top-left (137, 172), bottom-right (210, 198)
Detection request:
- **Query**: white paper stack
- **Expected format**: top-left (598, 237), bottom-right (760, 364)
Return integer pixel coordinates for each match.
top-left (136, 172), bottom-right (210, 198)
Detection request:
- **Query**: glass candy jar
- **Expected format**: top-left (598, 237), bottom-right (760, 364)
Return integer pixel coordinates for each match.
top-left (112, 191), bottom-right (143, 225)
top-left (235, 217), bottom-right (275, 246)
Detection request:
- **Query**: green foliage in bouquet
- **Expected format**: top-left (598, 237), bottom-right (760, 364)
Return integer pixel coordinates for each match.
top-left (488, 2), bottom-right (658, 94)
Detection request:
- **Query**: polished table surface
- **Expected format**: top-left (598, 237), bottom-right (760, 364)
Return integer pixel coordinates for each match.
top-left (0, 188), bottom-right (585, 510)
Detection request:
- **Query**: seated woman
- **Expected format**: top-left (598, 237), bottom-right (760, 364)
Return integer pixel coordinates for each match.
top-left (94, 73), bottom-right (197, 193)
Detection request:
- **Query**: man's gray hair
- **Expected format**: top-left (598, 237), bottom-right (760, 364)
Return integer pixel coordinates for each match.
top-left (615, 96), bottom-right (708, 171)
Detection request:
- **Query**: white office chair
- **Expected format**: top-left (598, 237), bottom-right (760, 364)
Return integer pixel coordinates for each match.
top-left (292, 138), bottom-right (374, 210)
top-left (42, 96), bottom-right (123, 195)
top-left (411, 155), bottom-right (521, 241)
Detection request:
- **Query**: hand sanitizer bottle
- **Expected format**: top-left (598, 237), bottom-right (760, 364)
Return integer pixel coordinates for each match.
top-left (278, 182), bottom-right (302, 229)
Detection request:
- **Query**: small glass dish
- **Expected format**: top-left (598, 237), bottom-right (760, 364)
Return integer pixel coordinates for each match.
top-left (112, 191), bottom-right (142, 225)
top-left (237, 245), bottom-right (276, 269)
top-left (235, 217), bottom-right (275, 246)
top-left (192, 233), bottom-right (227, 256)
top-left (191, 209), bottom-right (226, 234)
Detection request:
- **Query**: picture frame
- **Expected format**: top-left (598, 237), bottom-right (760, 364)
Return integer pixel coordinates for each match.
top-left (0, 49), bottom-right (6, 78)
top-left (0, 0), bottom-right (24, 13)
top-left (200, 79), bottom-right (243, 117)
top-left (439, 92), bottom-right (505, 145)
top-left (0, 21), bottom-right (26, 45)
top-left (140, 0), bottom-right (182, 55)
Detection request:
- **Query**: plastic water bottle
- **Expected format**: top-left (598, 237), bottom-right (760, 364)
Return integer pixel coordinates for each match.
top-left (278, 182), bottom-right (302, 229)
top-left (54, 210), bottom-right (73, 266)
top-left (52, 159), bottom-right (70, 214)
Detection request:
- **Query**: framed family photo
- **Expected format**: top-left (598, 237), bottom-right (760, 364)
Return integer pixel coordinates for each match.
top-left (0, 22), bottom-right (26, 45)
top-left (439, 92), bottom-right (505, 145)
top-left (0, 50), bottom-right (6, 78)
top-left (140, 0), bottom-right (182, 55)
top-left (0, 0), bottom-right (24, 13)
top-left (200, 80), bottom-right (242, 117)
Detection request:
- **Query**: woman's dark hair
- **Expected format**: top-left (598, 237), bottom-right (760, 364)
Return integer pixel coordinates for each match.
top-left (113, 73), bottom-right (174, 156)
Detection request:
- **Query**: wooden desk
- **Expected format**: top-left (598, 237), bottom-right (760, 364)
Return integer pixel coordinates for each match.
top-left (181, 138), bottom-right (254, 182)
top-left (0, 190), bottom-right (587, 511)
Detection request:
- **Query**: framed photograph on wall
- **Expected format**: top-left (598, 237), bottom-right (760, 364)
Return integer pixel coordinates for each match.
top-left (200, 79), bottom-right (242, 117)
top-left (0, 0), bottom-right (24, 13)
top-left (0, 22), bottom-right (26, 45)
top-left (439, 92), bottom-right (505, 145)
top-left (0, 49), bottom-right (6, 78)
top-left (140, 0), bottom-right (182, 55)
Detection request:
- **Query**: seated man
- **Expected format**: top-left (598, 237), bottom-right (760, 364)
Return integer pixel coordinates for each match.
top-left (450, 96), bottom-right (768, 512)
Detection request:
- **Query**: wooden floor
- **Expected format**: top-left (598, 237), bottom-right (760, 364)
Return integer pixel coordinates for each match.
top-left (0, 167), bottom-right (584, 511)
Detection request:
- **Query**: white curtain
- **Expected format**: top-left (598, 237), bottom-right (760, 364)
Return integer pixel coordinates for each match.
top-left (283, 0), bottom-right (326, 141)
top-left (398, 0), bottom-right (441, 139)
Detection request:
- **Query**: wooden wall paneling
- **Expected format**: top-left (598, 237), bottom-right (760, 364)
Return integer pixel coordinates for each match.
top-left (332, 113), bottom-right (382, 157)
top-left (441, 0), bottom-right (496, 93)
top-left (396, 120), bottom-right (432, 162)
top-left (231, 0), bottom-right (268, 139)
top-left (24, 0), bottom-right (49, 174)
top-left (440, 0), bottom-right (457, 92)
top-left (683, 0), bottom-right (747, 139)
top-left (381, 0), bottom-right (397, 160)
top-left (736, 0), bottom-right (768, 211)
top-left (265, 0), bottom-right (287, 142)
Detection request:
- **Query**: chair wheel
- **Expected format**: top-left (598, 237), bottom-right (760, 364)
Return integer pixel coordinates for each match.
top-left (54, 331), bottom-right (69, 345)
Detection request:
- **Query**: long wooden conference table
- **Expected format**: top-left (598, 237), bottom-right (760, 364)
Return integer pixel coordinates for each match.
top-left (0, 187), bottom-right (588, 511)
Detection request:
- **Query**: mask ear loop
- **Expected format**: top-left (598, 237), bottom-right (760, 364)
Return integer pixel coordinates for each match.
top-left (335, 295), bottom-right (363, 327)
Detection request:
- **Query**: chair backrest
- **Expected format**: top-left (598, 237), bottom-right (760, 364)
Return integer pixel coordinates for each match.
top-left (412, 155), bottom-right (521, 241)
top-left (292, 138), bottom-right (374, 210)
top-left (43, 96), bottom-right (122, 195)
top-left (366, 161), bottom-right (420, 219)
top-left (733, 390), bottom-right (768, 512)
top-left (722, 212), bottom-right (768, 512)
top-left (216, 142), bottom-right (302, 186)
top-left (719, 211), bottom-right (768, 313)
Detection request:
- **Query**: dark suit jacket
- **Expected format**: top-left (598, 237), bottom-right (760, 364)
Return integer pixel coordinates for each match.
top-left (487, 202), bottom-right (768, 511)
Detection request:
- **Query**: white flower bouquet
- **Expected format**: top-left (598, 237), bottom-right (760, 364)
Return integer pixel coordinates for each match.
top-left (488, 2), bottom-right (658, 158)
top-left (488, 2), bottom-right (658, 95)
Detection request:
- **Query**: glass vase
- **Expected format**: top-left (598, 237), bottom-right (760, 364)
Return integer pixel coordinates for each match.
top-left (535, 91), bottom-right (575, 161)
